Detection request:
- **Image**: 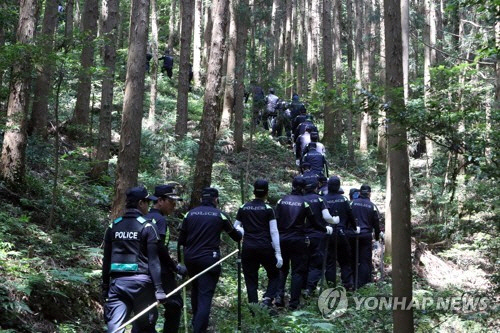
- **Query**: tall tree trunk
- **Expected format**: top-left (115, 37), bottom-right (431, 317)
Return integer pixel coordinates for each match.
top-left (221, 0), bottom-right (237, 130)
top-left (1, 0), bottom-right (39, 184)
top-left (192, 0), bottom-right (203, 86)
top-left (296, 0), bottom-right (306, 95)
top-left (111, 0), bottom-right (150, 219)
top-left (354, 0), bottom-right (363, 88)
top-left (72, 0), bottom-right (99, 133)
top-left (148, 0), bottom-right (159, 128)
top-left (322, 0), bottom-right (335, 150)
top-left (284, 0), bottom-right (293, 98)
top-left (202, 4), bottom-right (213, 74)
top-left (175, 0), bottom-right (194, 138)
top-left (190, 0), bottom-right (229, 206)
top-left (377, 0), bottom-right (387, 166)
top-left (91, 0), bottom-right (120, 180)
top-left (424, 0), bottom-right (437, 172)
top-left (168, 0), bottom-right (177, 51)
top-left (385, 0), bottom-right (413, 330)
top-left (332, 0), bottom-right (342, 147)
top-left (30, 0), bottom-right (58, 138)
top-left (346, 0), bottom-right (354, 163)
top-left (233, 0), bottom-right (249, 152)
top-left (271, 0), bottom-right (281, 75)
top-left (64, 0), bottom-right (74, 46)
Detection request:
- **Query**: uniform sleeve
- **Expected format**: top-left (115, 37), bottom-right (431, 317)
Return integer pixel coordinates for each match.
top-left (372, 204), bottom-right (381, 240)
top-left (102, 228), bottom-right (112, 287)
top-left (177, 215), bottom-right (188, 247)
top-left (235, 207), bottom-right (244, 222)
top-left (144, 223), bottom-right (163, 291)
top-left (158, 234), bottom-right (177, 273)
top-left (344, 200), bottom-right (356, 230)
top-left (155, 216), bottom-right (167, 237)
top-left (221, 212), bottom-right (242, 242)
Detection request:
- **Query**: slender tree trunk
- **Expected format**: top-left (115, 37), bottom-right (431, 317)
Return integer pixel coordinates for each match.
top-left (190, 0), bottom-right (229, 206)
top-left (354, 0), bottom-right (363, 88)
top-left (111, 0), bottom-right (150, 219)
top-left (0, 15), bottom-right (4, 114)
top-left (284, 0), bottom-right (293, 98)
top-left (424, 0), bottom-right (437, 172)
top-left (148, 0), bottom-right (159, 128)
top-left (202, 4), bottom-right (213, 73)
top-left (1, 0), bottom-right (39, 184)
top-left (332, 0), bottom-right (342, 147)
top-left (377, 0), bottom-right (387, 166)
top-left (385, 0), bottom-right (413, 330)
top-left (192, 0), bottom-right (202, 86)
top-left (233, 0), bottom-right (249, 152)
top-left (175, 0), bottom-right (194, 138)
top-left (322, 0), bottom-right (335, 150)
top-left (91, 0), bottom-right (120, 180)
top-left (346, 0), bottom-right (354, 163)
top-left (72, 0), bottom-right (99, 132)
top-left (168, 0), bottom-right (177, 51)
top-left (30, 0), bottom-right (58, 138)
top-left (221, 0), bottom-right (237, 130)
top-left (65, 0), bottom-right (74, 46)
top-left (271, 0), bottom-right (281, 75)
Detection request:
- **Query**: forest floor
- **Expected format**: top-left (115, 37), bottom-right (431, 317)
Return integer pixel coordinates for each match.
top-left (0, 128), bottom-right (498, 333)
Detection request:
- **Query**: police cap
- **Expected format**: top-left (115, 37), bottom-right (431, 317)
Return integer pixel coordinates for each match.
top-left (292, 176), bottom-right (306, 189)
top-left (154, 184), bottom-right (183, 201)
top-left (253, 179), bottom-right (269, 194)
top-left (360, 184), bottom-right (371, 195)
top-left (202, 187), bottom-right (219, 199)
top-left (126, 186), bottom-right (157, 202)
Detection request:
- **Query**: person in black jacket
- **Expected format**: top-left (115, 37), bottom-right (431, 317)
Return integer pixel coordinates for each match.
top-left (349, 184), bottom-right (380, 289)
top-left (159, 49), bottom-right (174, 78)
top-left (178, 188), bottom-right (242, 333)
top-left (301, 148), bottom-right (328, 177)
top-left (323, 176), bottom-right (357, 290)
top-left (233, 180), bottom-right (283, 308)
top-left (275, 177), bottom-right (333, 310)
top-left (102, 186), bottom-right (166, 333)
top-left (132, 185), bottom-right (185, 333)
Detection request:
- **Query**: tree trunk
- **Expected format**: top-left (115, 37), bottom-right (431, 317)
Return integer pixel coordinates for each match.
top-left (1, 0), bottom-right (39, 184)
top-left (233, 0), bottom-right (249, 152)
top-left (174, 0), bottom-right (194, 138)
top-left (221, 0), bottom-right (237, 130)
top-left (72, 0), bottom-right (99, 132)
top-left (90, 0), bottom-right (120, 180)
top-left (424, 0), bottom-right (437, 171)
top-left (271, 0), bottom-right (281, 75)
top-left (354, 0), bottom-right (363, 88)
top-left (284, 0), bottom-right (293, 98)
top-left (190, 0), bottom-right (229, 206)
top-left (65, 0), bottom-right (74, 45)
top-left (322, 0), bottom-right (335, 150)
top-left (168, 0), bottom-right (177, 51)
top-left (202, 4), bottom-right (213, 74)
top-left (385, 0), bottom-right (414, 330)
top-left (192, 0), bottom-right (202, 86)
top-left (377, 0), bottom-right (387, 166)
top-left (30, 0), bottom-right (58, 138)
top-left (346, 0), bottom-right (354, 163)
top-left (332, 0), bottom-right (342, 147)
top-left (111, 0), bottom-right (150, 219)
top-left (148, 0), bottom-right (159, 129)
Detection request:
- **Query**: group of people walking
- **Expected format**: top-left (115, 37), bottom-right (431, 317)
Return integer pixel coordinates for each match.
top-left (101, 90), bottom-right (382, 332)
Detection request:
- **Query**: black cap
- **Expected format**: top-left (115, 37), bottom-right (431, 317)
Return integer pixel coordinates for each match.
top-left (339, 187), bottom-right (345, 194)
top-left (292, 176), bottom-right (306, 189)
top-left (154, 185), bottom-right (183, 201)
top-left (253, 179), bottom-right (269, 194)
top-left (310, 132), bottom-right (319, 141)
top-left (126, 186), bottom-right (157, 202)
top-left (201, 187), bottom-right (219, 199)
top-left (328, 176), bottom-right (341, 186)
top-left (302, 162), bottom-right (311, 169)
top-left (305, 125), bottom-right (314, 132)
top-left (318, 175), bottom-right (327, 183)
top-left (305, 179), bottom-right (318, 191)
top-left (360, 184), bottom-right (371, 194)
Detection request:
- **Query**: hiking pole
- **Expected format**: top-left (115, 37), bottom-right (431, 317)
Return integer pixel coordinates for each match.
top-left (237, 241), bottom-right (242, 332)
top-left (333, 225), bottom-right (337, 288)
top-left (354, 234), bottom-right (359, 291)
top-left (319, 235), bottom-right (330, 294)
top-left (179, 246), bottom-right (188, 333)
top-left (111, 249), bottom-right (239, 333)
top-left (379, 238), bottom-right (385, 281)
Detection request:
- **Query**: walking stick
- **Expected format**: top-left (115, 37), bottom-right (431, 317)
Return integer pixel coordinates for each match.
top-left (237, 242), bottom-right (242, 332)
top-left (319, 234), bottom-right (330, 294)
top-left (355, 234), bottom-right (359, 291)
top-left (332, 225), bottom-right (337, 288)
top-left (179, 246), bottom-right (188, 333)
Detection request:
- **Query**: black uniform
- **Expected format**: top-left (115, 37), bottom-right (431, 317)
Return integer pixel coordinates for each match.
top-left (252, 85), bottom-right (265, 125)
top-left (294, 120), bottom-right (317, 140)
top-left (160, 52), bottom-right (174, 78)
top-left (302, 149), bottom-right (327, 177)
top-left (141, 208), bottom-right (182, 333)
top-left (178, 198), bottom-right (241, 333)
top-left (236, 199), bottom-right (279, 304)
top-left (102, 209), bottom-right (162, 333)
top-left (302, 191), bottom-right (329, 293)
top-left (289, 97), bottom-right (306, 120)
top-left (349, 195), bottom-right (380, 288)
top-left (275, 191), bottom-right (314, 309)
top-left (323, 191), bottom-right (356, 289)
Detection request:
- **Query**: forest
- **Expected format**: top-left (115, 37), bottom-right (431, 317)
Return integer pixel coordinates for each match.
top-left (0, 0), bottom-right (498, 332)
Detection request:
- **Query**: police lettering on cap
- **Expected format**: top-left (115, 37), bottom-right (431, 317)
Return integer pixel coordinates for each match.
top-left (126, 186), bottom-right (157, 202)
top-left (202, 187), bottom-right (219, 199)
top-left (253, 179), bottom-right (269, 194)
top-left (154, 184), bottom-right (183, 201)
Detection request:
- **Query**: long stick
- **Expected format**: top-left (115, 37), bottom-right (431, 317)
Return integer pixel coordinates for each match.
top-left (319, 235), bottom-right (330, 294)
top-left (111, 249), bottom-right (239, 333)
top-left (237, 242), bottom-right (242, 332)
top-left (355, 234), bottom-right (359, 291)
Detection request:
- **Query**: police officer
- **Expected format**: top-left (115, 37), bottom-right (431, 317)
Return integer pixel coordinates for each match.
top-left (301, 146), bottom-right (328, 177)
top-left (349, 184), bottom-right (380, 289)
top-left (309, 132), bottom-right (326, 155)
top-left (318, 176), bottom-right (328, 196)
top-left (301, 162), bottom-right (319, 187)
top-left (102, 186), bottom-right (166, 333)
top-left (275, 177), bottom-right (333, 310)
top-left (264, 88), bottom-right (279, 130)
top-left (250, 82), bottom-right (265, 126)
top-left (294, 114), bottom-right (317, 140)
top-left (302, 180), bottom-right (337, 296)
top-left (159, 50), bottom-right (174, 78)
top-left (323, 176), bottom-right (357, 290)
top-left (233, 180), bottom-right (283, 308)
top-left (289, 93), bottom-right (306, 120)
top-left (295, 126), bottom-right (312, 164)
top-left (134, 185), bottom-right (185, 333)
top-left (178, 188), bottom-right (242, 332)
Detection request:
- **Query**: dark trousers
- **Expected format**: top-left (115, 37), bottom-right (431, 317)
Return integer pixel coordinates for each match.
top-left (348, 233), bottom-right (373, 289)
top-left (104, 277), bottom-right (158, 333)
top-left (305, 235), bottom-right (324, 291)
top-left (162, 66), bottom-right (173, 78)
top-left (326, 231), bottom-right (354, 289)
top-left (241, 246), bottom-right (280, 303)
top-left (278, 237), bottom-right (308, 308)
top-left (185, 256), bottom-right (221, 333)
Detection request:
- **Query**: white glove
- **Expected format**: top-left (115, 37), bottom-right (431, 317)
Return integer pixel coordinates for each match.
top-left (355, 226), bottom-right (361, 234)
top-left (275, 252), bottom-right (283, 268)
top-left (332, 216), bottom-right (340, 224)
top-left (326, 226), bottom-right (333, 235)
top-left (295, 159), bottom-right (300, 166)
top-left (235, 225), bottom-right (244, 237)
top-left (380, 232), bottom-right (385, 240)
